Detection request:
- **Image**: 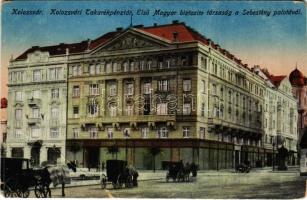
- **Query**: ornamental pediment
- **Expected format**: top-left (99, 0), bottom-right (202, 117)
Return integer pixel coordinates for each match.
top-left (27, 50), bottom-right (49, 63)
top-left (92, 31), bottom-right (169, 55)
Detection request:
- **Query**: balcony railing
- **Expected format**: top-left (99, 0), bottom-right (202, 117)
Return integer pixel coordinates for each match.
top-left (28, 117), bottom-right (41, 125)
top-left (28, 98), bottom-right (41, 106)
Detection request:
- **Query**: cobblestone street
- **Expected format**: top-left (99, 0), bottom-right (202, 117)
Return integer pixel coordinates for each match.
top-left (29, 168), bottom-right (306, 198)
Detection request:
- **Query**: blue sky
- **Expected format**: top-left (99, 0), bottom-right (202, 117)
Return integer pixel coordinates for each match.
top-left (1, 1), bottom-right (306, 81)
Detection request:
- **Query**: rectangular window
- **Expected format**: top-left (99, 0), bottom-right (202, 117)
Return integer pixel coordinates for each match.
top-left (89, 127), bottom-right (98, 139)
top-left (32, 108), bottom-right (40, 118)
top-left (107, 128), bottom-right (113, 139)
top-left (158, 127), bottom-right (168, 138)
top-left (109, 105), bottom-right (117, 117)
top-left (158, 80), bottom-right (169, 91)
top-left (15, 129), bottom-right (22, 139)
top-left (73, 86), bottom-right (80, 97)
top-left (113, 63), bottom-right (118, 72)
top-left (125, 83), bottom-right (134, 95)
top-left (95, 64), bottom-right (101, 74)
top-left (51, 88), bottom-right (59, 99)
top-left (124, 62), bottom-right (129, 72)
top-left (143, 82), bottom-right (152, 94)
top-left (73, 106), bottom-right (79, 118)
top-left (33, 70), bottom-right (41, 82)
top-left (200, 127), bottom-right (205, 139)
top-left (51, 107), bottom-right (59, 119)
top-left (109, 84), bottom-right (117, 96)
top-left (183, 103), bottom-right (191, 115)
top-left (89, 84), bottom-right (99, 95)
top-left (15, 91), bottom-right (23, 101)
top-left (201, 103), bottom-right (205, 117)
top-left (89, 65), bottom-right (96, 75)
top-left (106, 63), bottom-right (112, 73)
top-left (126, 105), bottom-right (133, 116)
top-left (183, 127), bottom-right (190, 138)
top-left (31, 127), bottom-right (40, 138)
top-left (183, 79), bottom-right (191, 92)
top-left (15, 109), bottom-right (22, 120)
top-left (72, 66), bottom-right (78, 76)
top-left (157, 103), bottom-right (168, 115)
top-left (78, 66), bottom-right (82, 75)
top-left (33, 90), bottom-right (40, 98)
top-left (88, 103), bottom-right (98, 116)
top-left (141, 127), bottom-right (149, 138)
top-left (49, 68), bottom-right (61, 80)
top-left (72, 128), bottom-right (79, 139)
top-left (202, 80), bottom-right (206, 93)
top-left (50, 128), bottom-right (59, 138)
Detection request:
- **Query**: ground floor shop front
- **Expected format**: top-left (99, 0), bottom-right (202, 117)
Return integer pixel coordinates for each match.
top-left (66, 139), bottom-right (297, 170)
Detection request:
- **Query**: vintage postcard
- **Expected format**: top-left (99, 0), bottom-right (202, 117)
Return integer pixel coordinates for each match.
top-left (0, 0), bottom-right (306, 198)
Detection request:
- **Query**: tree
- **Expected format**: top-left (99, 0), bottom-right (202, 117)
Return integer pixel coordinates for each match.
top-left (149, 147), bottom-right (162, 172)
top-left (107, 145), bottom-right (119, 160)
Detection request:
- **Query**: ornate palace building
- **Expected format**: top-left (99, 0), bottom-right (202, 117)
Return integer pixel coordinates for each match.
top-left (6, 21), bottom-right (299, 169)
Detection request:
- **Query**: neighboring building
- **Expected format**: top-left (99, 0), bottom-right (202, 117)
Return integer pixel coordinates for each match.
top-left (254, 67), bottom-right (298, 165)
top-left (1, 98), bottom-right (8, 156)
top-left (289, 68), bottom-right (307, 142)
top-left (6, 48), bottom-right (68, 166)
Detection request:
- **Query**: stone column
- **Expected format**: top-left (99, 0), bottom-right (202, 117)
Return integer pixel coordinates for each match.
top-left (134, 77), bottom-right (141, 115)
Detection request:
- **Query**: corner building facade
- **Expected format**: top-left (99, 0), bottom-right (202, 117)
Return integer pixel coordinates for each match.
top-left (66, 22), bottom-right (273, 169)
top-left (6, 50), bottom-right (67, 165)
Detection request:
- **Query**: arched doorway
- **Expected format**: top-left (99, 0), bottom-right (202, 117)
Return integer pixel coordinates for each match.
top-left (47, 147), bottom-right (61, 165)
top-left (31, 147), bottom-right (40, 166)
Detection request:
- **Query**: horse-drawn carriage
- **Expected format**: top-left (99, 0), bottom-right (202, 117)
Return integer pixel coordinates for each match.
top-left (165, 161), bottom-right (197, 182)
top-left (1, 157), bottom-right (52, 198)
top-left (100, 160), bottom-right (138, 189)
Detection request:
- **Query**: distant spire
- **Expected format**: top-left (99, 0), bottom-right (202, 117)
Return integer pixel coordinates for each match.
top-left (295, 62), bottom-right (298, 69)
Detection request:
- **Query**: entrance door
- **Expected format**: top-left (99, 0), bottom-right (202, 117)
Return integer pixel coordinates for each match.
top-left (47, 148), bottom-right (61, 165)
top-left (31, 147), bottom-right (40, 166)
top-left (87, 148), bottom-right (99, 169)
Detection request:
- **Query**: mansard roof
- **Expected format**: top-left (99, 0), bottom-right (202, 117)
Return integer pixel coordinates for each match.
top-left (269, 75), bottom-right (287, 87)
top-left (13, 21), bottom-right (263, 75)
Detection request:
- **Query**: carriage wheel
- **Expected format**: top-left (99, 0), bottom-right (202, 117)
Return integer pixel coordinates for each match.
top-left (35, 184), bottom-right (51, 198)
top-left (125, 175), bottom-right (133, 188)
top-left (3, 184), bottom-right (14, 198)
top-left (16, 188), bottom-right (30, 198)
top-left (100, 174), bottom-right (107, 189)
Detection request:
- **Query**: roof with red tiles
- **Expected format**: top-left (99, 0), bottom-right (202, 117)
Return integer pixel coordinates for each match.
top-left (13, 21), bottom-right (250, 72)
top-left (269, 75), bottom-right (287, 87)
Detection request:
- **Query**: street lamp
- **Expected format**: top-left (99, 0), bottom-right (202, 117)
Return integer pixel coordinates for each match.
top-left (272, 142), bottom-right (275, 171)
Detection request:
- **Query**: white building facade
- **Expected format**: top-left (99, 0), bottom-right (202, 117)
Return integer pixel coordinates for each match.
top-left (6, 49), bottom-right (67, 166)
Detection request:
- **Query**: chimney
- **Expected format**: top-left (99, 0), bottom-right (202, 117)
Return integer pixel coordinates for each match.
top-left (116, 27), bottom-right (123, 31)
top-left (66, 48), bottom-right (69, 55)
top-left (87, 39), bottom-right (91, 50)
top-left (153, 23), bottom-right (157, 26)
top-left (173, 32), bottom-right (178, 42)
top-left (172, 20), bottom-right (179, 24)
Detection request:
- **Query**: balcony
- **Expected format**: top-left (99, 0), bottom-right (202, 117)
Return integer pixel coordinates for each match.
top-left (28, 117), bottom-right (41, 125)
top-left (28, 98), bottom-right (41, 107)
top-left (78, 115), bottom-right (176, 125)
